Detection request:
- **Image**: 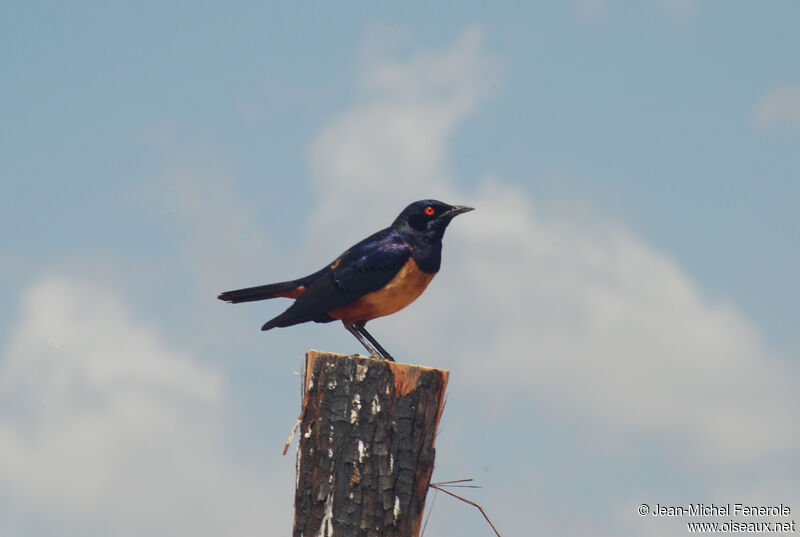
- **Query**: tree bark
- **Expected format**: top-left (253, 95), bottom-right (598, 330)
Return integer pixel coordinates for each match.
top-left (293, 350), bottom-right (449, 537)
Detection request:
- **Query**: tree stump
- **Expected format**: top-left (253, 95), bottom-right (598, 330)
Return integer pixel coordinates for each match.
top-left (293, 350), bottom-right (449, 537)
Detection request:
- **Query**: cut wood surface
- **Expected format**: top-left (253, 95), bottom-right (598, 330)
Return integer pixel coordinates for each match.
top-left (293, 350), bottom-right (449, 537)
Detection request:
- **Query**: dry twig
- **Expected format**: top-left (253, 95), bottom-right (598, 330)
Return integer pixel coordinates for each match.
top-left (282, 418), bottom-right (301, 455)
top-left (426, 479), bottom-right (503, 537)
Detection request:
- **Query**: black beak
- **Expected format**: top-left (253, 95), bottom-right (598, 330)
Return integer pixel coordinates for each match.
top-left (444, 205), bottom-right (475, 218)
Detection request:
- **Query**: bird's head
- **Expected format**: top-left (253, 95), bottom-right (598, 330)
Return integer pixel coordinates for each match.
top-left (392, 199), bottom-right (474, 240)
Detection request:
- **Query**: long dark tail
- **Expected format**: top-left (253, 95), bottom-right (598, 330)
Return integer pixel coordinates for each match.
top-left (217, 279), bottom-right (305, 304)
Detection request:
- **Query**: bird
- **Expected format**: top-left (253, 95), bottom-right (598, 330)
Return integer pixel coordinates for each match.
top-left (218, 199), bottom-right (473, 361)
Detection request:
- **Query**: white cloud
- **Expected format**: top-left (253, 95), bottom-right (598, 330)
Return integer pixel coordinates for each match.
top-left (414, 181), bottom-right (798, 466)
top-left (307, 28), bottom-right (800, 472)
top-left (0, 277), bottom-right (287, 536)
top-left (308, 27), bottom-right (501, 243)
top-left (754, 85), bottom-right (800, 128)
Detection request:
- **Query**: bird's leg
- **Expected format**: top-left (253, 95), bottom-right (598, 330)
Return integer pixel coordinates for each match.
top-left (356, 325), bottom-right (395, 362)
top-left (345, 324), bottom-right (382, 359)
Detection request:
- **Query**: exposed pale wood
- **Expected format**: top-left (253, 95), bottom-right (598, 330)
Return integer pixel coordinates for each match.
top-left (293, 350), bottom-right (449, 537)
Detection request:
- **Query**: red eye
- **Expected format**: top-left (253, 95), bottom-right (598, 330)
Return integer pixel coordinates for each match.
top-left (424, 206), bottom-right (435, 216)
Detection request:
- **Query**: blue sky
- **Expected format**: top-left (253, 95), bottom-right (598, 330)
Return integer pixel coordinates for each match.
top-left (2, 2), bottom-right (799, 536)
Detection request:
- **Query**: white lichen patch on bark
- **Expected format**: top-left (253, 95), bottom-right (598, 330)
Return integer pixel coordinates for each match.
top-left (316, 490), bottom-right (335, 537)
top-left (295, 444), bottom-right (302, 490)
top-left (393, 496), bottom-right (401, 523)
top-left (325, 424), bottom-right (335, 459)
top-left (350, 394), bottom-right (362, 424)
top-left (355, 362), bottom-right (369, 382)
top-left (371, 393), bottom-right (381, 414)
top-left (357, 439), bottom-right (365, 463)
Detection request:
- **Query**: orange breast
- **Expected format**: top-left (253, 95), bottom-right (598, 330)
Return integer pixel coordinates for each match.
top-left (328, 257), bottom-right (435, 324)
